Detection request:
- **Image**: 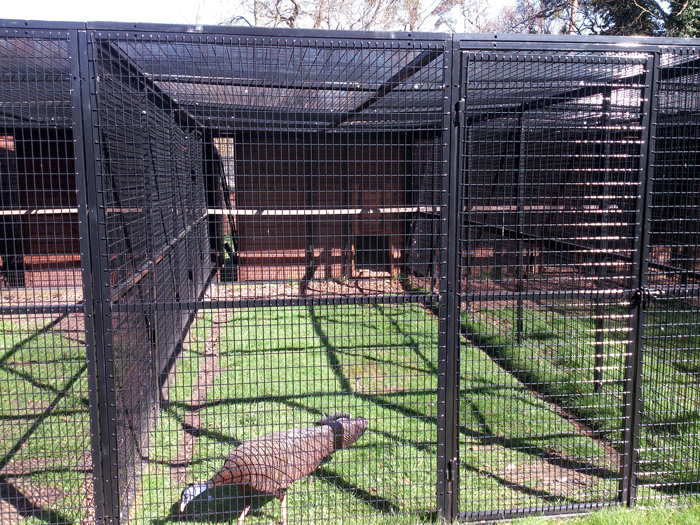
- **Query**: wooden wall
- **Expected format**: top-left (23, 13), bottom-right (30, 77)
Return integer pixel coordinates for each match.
top-left (234, 132), bottom-right (408, 280)
top-left (2, 129), bottom-right (80, 271)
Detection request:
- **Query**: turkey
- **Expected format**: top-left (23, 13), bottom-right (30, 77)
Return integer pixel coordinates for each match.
top-left (179, 413), bottom-right (368, 525)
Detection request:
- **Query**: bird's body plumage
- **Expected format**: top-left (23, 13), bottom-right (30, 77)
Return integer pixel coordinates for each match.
top-left (179, 413), bottom-right (367, 524)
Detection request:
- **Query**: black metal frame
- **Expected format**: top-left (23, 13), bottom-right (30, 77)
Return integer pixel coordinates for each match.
top-left (1, 18), bottom-right (699, 524)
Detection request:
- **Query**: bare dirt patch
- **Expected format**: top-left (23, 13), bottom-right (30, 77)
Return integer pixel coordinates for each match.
top-left (164, 309), bottom-right (231, 487)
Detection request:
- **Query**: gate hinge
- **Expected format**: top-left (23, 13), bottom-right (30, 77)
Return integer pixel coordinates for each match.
top-left (446, 457), bottom-right (457, 481)
top-left (453, 99), bottom-right (464, 127)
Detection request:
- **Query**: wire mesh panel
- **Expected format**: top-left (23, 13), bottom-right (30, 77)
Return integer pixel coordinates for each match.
top-left (457, 49), bottom-right (652, 520)
top-left (5, 20), bottom-right (700, 523)
top-left (85, 30), bottom-right (448, 523)
top-left (634, 47), bottom-right (700, 504)
top-left (87, 31), bottom-right (216, 521)
top-left (0, 27), bottom-right (98, 523)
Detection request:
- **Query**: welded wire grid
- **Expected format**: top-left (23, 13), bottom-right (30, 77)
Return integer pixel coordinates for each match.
top-left (457, 51), bottom-right (649, 518)
top-left (634, 47), bottom-right (700, 503)
top-left (3, 23), bottom-right (700, 524)
top-left (0, 30), bottom-right (95, 523)
top-left (89, 33), bottom-right (447, 523)
top-left (90, 32), bottom-right (215, 521)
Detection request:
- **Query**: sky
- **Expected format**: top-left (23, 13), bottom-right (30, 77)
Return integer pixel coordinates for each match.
top-left (3, 0), bottom-right (516, 26)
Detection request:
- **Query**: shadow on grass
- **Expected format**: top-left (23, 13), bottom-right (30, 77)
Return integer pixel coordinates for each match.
top-left (152, 485), bottom-right (275, 524)
top-left (158, 303), bottom-right (638, 522)
top-left (0, 477), bottom-right (74, 524)
top-left (460, 317), bottom-right (619, 432)
top-left (306, 304), bottom-right (618, 507)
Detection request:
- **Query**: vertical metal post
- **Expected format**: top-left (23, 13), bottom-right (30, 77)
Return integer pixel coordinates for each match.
top-left (516, 117), bottom-right (525, 345)
top-left (621, 51), bottom-right (658, 508)
top-left (305, 137), bottom-right (316, 284)
top-left (70, 28), bottom-right (106, 524)
top-left (594, 90), bottom-right (612, 395)
top-left (341, 138), bottom-right (352, 278)
top-left (437, 36), bottom-right (462, 522)
top-left (77, 29), bottom-right (121, 523)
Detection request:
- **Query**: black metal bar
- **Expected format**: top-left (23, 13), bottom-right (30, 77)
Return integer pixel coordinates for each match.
top-left (621, 51), bottom-right (659, 508)
top-left (0, 19), bottom-right (84, 30)
top-left (341, 136), bottom-right (352, 278)
top-left (80, 28), bottom-right (122, 524)
top-left (594, 90), bottom-right (613, 395)
top-left (332, 48), bottom-right (444, 128)
top-left (109, 292), bottom-right (440, 312)
top-left (0, 18), bottom-right (698, 49)
top-left (105, 288), bottom-right (636, 312)
top-left (86, 21), bottom-right (448, 42)
top-left (458, 500), bottom-right (621, 522)
top-left (304, 140), bottom-right (316, 285)
top-left (0, 303), bottom-right (85, 315)
top-left (516, 118), bottom-right (525, 345)
top-left (71, 29), bottom-right (106, 524)
top-left (437, 35), bottom-right (462, 522)
top-left (147, 73), bottom-right (437, 92)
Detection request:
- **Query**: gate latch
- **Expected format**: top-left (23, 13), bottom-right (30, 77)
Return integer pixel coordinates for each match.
top-left (632, 287), bottom-right (662, 308)
top-left (453, 99), bottom-right (464, 127)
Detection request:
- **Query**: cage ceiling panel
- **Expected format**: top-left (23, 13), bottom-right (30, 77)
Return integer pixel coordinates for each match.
top-left (463, 53), bottom-right (649, 128)
top-left (107, 39), bottom-right (446, 132)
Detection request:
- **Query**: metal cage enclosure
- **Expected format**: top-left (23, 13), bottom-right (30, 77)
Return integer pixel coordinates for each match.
top-left (0, 21), bottom-right (699, 524)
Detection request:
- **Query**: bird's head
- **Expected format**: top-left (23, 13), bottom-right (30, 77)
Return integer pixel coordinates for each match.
top-left (316, 413), bottom-right (368, 449)
top-left (179, 482), bottom-right (209, 513)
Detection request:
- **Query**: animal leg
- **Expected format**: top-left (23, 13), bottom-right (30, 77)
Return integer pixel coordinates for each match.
top-left (237, 504), bottom-right (251, 525)
top-left (280, 492), bottom-right (288, 525)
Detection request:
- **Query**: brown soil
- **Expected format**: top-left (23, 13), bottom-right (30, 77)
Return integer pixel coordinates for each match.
top-left (163, 309), bottom-right (231, 488)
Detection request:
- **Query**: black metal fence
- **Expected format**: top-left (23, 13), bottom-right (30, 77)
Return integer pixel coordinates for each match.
top-left (0, 21), bottom-right (699, 524)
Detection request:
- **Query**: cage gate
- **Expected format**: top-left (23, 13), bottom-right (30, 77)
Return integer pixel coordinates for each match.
top-left (455, 46), bottom-right (653, 521)
top-left (1, 21), bottom-right (700, 525)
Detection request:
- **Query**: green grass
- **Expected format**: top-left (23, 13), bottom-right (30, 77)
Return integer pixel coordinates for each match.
top-left (513, 503), bottom-right (700, 524)
top-left (2, 299), bottom-right (698, 523)
top-left (137, 303), bottom-right (624, 523)
top-left (461, 300), bottom-right (700, 499)
top-left (0, 315), bottom-right (93, 524)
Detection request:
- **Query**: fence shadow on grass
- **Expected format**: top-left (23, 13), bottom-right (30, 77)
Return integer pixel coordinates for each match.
top-left (0, 476), bottom-right (73, 524)
top-left (0, 315), bottom-right (89, 524)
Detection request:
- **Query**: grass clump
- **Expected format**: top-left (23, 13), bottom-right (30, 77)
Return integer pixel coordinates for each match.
top-left (514, 503), bottom-right (700, 524)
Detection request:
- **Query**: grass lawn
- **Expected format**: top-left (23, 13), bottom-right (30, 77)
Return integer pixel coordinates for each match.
top-left (137, 302), bottom-right (624, 523)
top-left (0, 315), bottom-right (93, 524)
top-left (462, 299), bottom-right (700, 505)
top-left (513, 502), bottom-right (700, 524)
top-left (1, 297), bottom-right (697, 523)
